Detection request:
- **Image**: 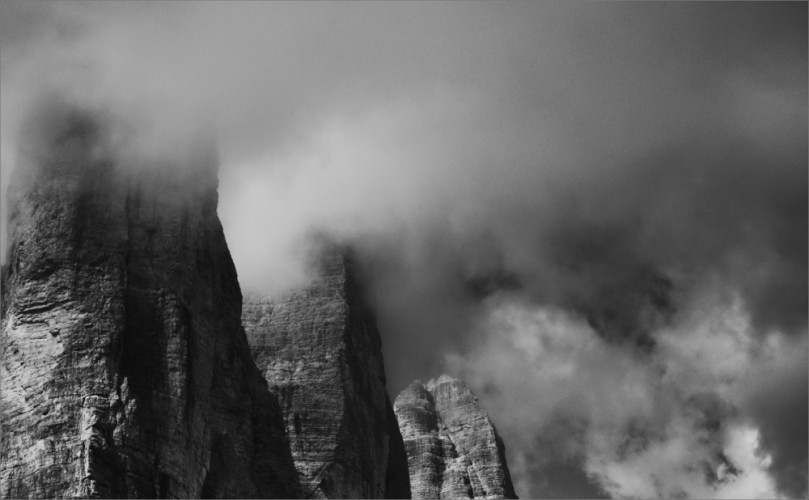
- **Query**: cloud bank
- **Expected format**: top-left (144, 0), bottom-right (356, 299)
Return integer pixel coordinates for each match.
top-left (1, 2), bottom-right (805, 498)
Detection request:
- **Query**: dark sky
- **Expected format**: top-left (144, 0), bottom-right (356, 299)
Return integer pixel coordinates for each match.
top-left (1, 2), bottom-right (806, 498)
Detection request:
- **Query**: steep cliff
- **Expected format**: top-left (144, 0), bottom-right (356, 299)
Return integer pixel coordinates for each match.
top-left (0, 111), bottom-right (300, 498)
top-left (242, 242), bottom-right (411, 499)
top-left (394, 375), bottom-right (516, 499)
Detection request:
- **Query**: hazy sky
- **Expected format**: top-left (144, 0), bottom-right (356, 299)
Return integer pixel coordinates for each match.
top-left (1, 2), bottom-right (806, 498)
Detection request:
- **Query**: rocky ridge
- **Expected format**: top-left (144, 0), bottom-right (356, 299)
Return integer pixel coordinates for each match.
top-left (394, 375), bottom-right (517, 499)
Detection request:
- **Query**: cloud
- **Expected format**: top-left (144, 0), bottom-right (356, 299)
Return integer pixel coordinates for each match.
top-left (736, 334), bottom-right (809, 499)
top-left (447, 291), bottom-right (796, 498)
top-left (1, 1), bottom-right (805, 497)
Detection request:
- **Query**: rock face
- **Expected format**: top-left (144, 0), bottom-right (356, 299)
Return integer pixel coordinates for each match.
top-left (0, 107), bottom-right (516, 500)
top-left (0, 111), bottom-right (300, 498)
top-left (242, 242), bottom-right (411, 499)
top-left (394, 375), bottom-right (516, 499)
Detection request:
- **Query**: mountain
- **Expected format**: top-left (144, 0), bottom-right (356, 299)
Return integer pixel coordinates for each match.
top-left (242, 240), bottom-right (411, 498)
top-left (394, 376), bottom-right (517, 499)
top-left (0, 112), bottom-right (299, 498)
top-left (0, 109), bottom-right (515, 499)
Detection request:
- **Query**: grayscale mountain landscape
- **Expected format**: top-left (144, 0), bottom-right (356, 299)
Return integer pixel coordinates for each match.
top-left (1, 2), bottom-right (806, 499)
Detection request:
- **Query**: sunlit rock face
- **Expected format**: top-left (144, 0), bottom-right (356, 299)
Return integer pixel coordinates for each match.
top-left (0, 112), bottom-right (300, 498)
top-left (242, 241), bottom-right (411, 499)
top-left (394, 375), bottom-right (517, 499)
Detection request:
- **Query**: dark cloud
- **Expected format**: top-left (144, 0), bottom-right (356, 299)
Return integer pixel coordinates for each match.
top-left (513, 419), bottom-right (609, 499)
top-left (1, 1), bottom-right (805, 498)
top-left (528, 132), bottom-right (808, 342)
top-left (741, 342), bottom-right (809, 499)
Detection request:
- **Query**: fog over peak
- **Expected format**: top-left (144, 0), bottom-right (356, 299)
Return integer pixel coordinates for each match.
top-left (1, 2), bottom-right (805, 498)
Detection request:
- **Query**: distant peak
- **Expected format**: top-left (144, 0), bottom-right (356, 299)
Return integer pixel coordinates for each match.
top-left (394, 374), bottom-right (517, 498)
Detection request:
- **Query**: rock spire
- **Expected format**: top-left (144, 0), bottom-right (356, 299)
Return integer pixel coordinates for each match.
top-left (394, 375), bottom-right (517, 499)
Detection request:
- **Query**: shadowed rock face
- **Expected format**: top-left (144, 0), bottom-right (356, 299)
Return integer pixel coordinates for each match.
top-left (242, 242), bottom-right (411, 499)
top-left (394, 375), bottom-right (517, 499)
top-left (0, 112), bottom-right (300, 498)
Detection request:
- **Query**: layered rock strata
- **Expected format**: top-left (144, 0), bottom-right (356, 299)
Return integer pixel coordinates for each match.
top-left (242, 242), bottom-right (411, 498)
top-left (0, 111), bottom-right (300, 498)
top-left (394, 375), bottom-right (516, 499)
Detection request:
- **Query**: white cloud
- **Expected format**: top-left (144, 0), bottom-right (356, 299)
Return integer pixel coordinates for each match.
top-left (447, 289), bottom-right (788, 498)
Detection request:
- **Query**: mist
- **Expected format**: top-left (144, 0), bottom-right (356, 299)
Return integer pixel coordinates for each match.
top-left (1, 2), bottom-right (806, 498)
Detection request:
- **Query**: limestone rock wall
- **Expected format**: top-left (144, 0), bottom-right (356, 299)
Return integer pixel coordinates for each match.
top-left (0, 108), bottom-right (515, 500)
top-left (0, 112), bottom-right (300, 498)
top-left (394, 375), bottom-right (516, 499)
top-left (242, 242), bottom-right (411, 499)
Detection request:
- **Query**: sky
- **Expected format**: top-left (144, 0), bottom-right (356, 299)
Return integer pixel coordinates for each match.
top-left (1, 1), bottom-right (806, 498)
